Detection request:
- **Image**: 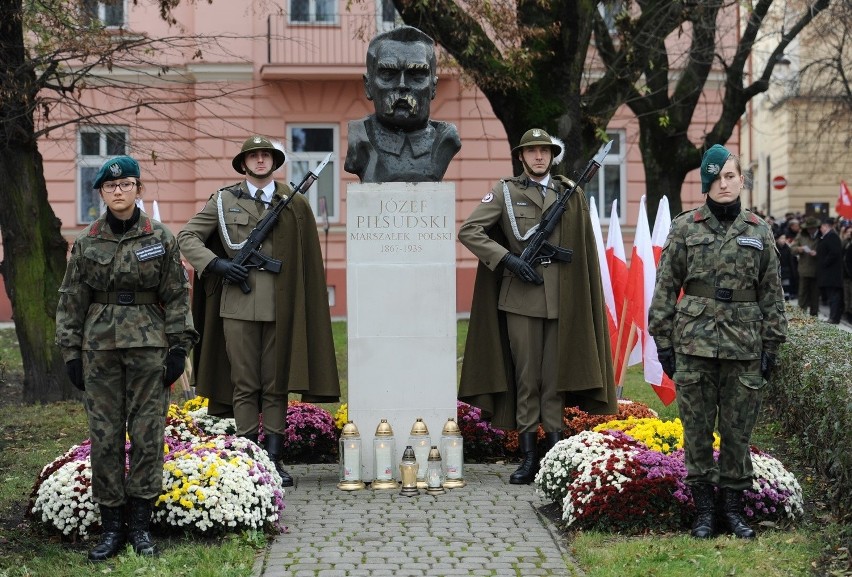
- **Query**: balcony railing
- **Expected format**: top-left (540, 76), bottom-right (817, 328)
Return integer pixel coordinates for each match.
top-left (266, 12), bottom-right (402, 68)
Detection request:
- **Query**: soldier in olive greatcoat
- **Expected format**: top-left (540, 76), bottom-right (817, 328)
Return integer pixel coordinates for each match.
top-left (649, 144), bottom-right (787, 540)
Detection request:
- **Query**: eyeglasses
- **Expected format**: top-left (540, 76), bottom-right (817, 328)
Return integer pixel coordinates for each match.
top-left (101, 181), bottom-right (137, 193)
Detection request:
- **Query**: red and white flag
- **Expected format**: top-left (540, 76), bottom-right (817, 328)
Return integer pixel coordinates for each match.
top-left (626, 196), bottom-right (677, 406)
top-left (651, 196), bottom-right (671, 265)
top-left (606, 201), bottom-right (636, 386)
top-left (836, 180), bottom-right (852, 220)
top-left (589, 197), bottom-right (618, 358)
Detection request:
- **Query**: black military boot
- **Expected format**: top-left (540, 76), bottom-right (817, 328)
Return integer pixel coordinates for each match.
top-left (127, 497), bottom-right (158, 556)
top-left (543, 431), bottom-right (562, 456)
top-left (689, 484), bottom-right (717, 539)
top-left (510, 432), bottom-right (539, 484)
top-left (264, 433), bottom-right (294, 487)
top-left (88, 505), bottom-right (126, 562)
top-left (720, 487), bottom-right (756, 539)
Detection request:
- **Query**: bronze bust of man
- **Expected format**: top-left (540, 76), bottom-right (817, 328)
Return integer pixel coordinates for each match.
top-left (344, 26), bottom-right (461, 183)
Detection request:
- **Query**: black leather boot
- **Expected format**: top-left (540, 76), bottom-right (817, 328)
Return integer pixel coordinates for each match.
top-left (543, 431), bottom-right (562, 456)
top-left (127, 497), bottom-right (158, 556)
top-left (264, 433), bottom-right (294, 487)
top-left (720, 487), bottom-right (756, 539)
top-left (88, 505), bottom-right (126, 561)
top-left (509, 432), bottom-right (539, 484)
top-left (689, 484), bottom-right (716, 539)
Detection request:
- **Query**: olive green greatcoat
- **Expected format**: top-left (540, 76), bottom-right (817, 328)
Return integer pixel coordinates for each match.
top-left (179, 182), bottom-right (340, 417)
top-left (457, 175), bottom-right (617, 430)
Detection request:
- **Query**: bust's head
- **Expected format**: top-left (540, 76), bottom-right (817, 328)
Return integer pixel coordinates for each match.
top-left (363, 26), bottom-right (438, 131)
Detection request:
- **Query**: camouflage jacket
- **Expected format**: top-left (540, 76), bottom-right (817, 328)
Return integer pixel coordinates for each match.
top-left (56, 211), bottom-right (199, 362)
top-left (648, 204), bottom-right (787, 360)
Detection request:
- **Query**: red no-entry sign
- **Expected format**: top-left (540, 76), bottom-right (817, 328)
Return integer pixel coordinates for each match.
top-left (772, 176), bottom-right (787, 190)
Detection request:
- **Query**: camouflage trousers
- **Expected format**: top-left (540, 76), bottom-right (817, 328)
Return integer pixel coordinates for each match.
top-left (675, 354), bottom-right (764, 491)
top-left (83, 347), bottom-right (168, 507)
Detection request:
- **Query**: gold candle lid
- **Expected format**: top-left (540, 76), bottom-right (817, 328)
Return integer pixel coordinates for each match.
top-left (341, 421), bottom-right (360, 438)
top-left (409, 418), bottom-right (430, 436)
top-left (401, 446), bottom-right (417, 464)
top-left (375, 419), bottom-right (394, 437)
top-left (442, 418), bottom-right (461, 436)
top-left (428, 446), bottom-right (442, 461)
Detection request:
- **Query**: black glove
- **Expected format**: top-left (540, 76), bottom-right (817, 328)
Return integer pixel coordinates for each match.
top-left (208, 258), bottom-right (249, 283)
top-left (501, 253), bottom-right (542, 285)
top-left (66, 359), bottom-right (84, 391)
top-left (658, 347), bottom-right (676, 379)
top-left (761, 351), bottom-right (777, 380)
top-left (163, 348), bottom-right (187, 387)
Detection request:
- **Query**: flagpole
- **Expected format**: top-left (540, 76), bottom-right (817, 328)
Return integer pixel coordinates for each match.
top-left (615, 323), bottom-right (637, 398)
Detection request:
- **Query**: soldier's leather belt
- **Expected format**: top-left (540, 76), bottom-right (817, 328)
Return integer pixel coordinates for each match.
top-left (684, 283), bottom-right (757, 302)
top-left (91, 291), bottom-right (159, 305)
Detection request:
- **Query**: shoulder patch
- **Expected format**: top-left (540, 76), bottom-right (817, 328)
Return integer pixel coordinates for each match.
top-left (481, 192), bottom-right (494, 203)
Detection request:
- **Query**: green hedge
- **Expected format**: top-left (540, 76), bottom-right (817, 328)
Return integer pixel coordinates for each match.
top-left (765, 307), bottom-right (851, 536)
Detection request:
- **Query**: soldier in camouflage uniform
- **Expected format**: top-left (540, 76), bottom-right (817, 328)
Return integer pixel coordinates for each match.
top-left (648, 144), bottom-right (787, 540)
top-left (56, 156), bottom-right (199, 561)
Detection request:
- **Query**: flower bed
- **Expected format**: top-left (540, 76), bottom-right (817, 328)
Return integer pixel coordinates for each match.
top-left (28, 400), bottom-right (286, 539)
top-left (535, 418), bottom-right (804, 534)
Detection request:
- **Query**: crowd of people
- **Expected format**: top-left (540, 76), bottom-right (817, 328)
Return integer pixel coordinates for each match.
top-left (764, 211), bottom-right (852, 324)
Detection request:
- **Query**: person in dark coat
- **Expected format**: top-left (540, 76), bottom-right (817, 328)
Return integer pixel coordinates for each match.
top-left (458, 128), bottom-right (616, 485)
top-left (816, 217), bottom-right (844, 324)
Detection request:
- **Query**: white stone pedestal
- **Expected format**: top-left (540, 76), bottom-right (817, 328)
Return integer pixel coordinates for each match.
top-left (346, 182), bottom-right (457, 482)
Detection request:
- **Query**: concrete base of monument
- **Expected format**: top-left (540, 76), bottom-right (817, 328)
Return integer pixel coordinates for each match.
top-left (346, 182), bottom-right (457, 482)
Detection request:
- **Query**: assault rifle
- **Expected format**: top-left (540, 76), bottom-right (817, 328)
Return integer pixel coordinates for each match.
top-left (231, 152), bottom-right (332, 294)
top-left (518, 140), bottom-right (613, 285)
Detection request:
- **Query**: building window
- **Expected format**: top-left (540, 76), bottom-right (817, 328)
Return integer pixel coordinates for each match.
top-left (286, 125), bottom-right (338, 223)
top-left (81, 0), bottom-right (126, 27)
top-left (378, 0), bottom-right (401, 32)
top-left (598, 0), bottom-right (625, 34)
top-left (583, 131), bottom-right (625, 223)
top-left (78, 128), bottom-right (129, 224)
top-left (289, 0), bottom-right (336, 24)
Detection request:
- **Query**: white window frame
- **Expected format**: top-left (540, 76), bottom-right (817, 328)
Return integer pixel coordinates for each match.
top-left (288, 0), bottom-right (337, 25)
top-left (586, 130), bottom-right (626, 223)
top-left (285, 124), bottom-right (339, 224)
top-left (77, 127), bottom-right (129, 224)
top-left (82, 0), bottom-right (127, 28)
top-left (377, 0), bottom-right (402, 33)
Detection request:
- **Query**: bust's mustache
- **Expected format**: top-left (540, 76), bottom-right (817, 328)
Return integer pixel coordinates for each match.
top-left (381, 93), bottom-right (419, 116)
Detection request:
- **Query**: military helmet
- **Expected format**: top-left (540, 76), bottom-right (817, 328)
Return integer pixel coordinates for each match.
top-left (512, 128), bottom-right (563, 159)
top-left (232, 135), bottom-right (286, 174)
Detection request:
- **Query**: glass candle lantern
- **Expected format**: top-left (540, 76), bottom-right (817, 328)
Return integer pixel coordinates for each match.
top-left (398, 446), bottom-right (420, 497)
top-left (372, 419), bottom-right (398, 489)
top-left (407, 417), bottom-right (431, 488)
top-left (337, 421), bottom-right (365, 491)
top-left (426, 445), bottom-right (446, 495)
top-left (440, 418), bottom-right (466, 488)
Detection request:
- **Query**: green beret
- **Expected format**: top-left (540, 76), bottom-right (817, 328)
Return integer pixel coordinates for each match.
top-left (92, 156), bottom-right (141, 189)
top-left (700, 144), bottom-right (731, 193)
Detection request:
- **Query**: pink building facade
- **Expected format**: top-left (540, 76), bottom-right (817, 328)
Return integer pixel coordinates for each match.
top-left (1, 0), bottom-right (726, 322)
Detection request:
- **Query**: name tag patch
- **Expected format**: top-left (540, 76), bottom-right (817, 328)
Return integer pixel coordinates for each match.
top-left (737, 236), bottom-right (763, 250)
top-left (135, 243), bottom-right (166, 262)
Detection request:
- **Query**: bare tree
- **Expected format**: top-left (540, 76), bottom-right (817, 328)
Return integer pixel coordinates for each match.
top-left (382, 0), bottom-right (833, 220)
top-left (0, 0), bottom-right (265, 403)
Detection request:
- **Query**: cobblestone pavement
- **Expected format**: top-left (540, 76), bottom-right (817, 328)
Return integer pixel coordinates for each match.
top-left (253, 463), bottom-right (582, 577)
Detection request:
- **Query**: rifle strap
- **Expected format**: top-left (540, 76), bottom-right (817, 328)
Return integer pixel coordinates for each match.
top-left (502, 180), bottom-right (540, 242)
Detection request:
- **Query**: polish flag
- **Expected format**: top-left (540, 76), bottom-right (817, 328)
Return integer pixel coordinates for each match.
top-left (606, 201), bottom-right (638, 386)
top-left (651, 196), bottom-right (671, 265)
top-left (626, 196), bottom-right (677, 406)
top-left (589, 197), bottom-right (618, 358)
top-left (836, 180), bottom-right (852, 220)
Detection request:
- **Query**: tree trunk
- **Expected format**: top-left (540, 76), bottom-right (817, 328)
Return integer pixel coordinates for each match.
top-left (1, 0), bottom-right (79, 403)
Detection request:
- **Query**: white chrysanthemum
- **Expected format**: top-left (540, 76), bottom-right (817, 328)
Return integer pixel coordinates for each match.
top-left (31, 459), bottom-right (98, 537)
